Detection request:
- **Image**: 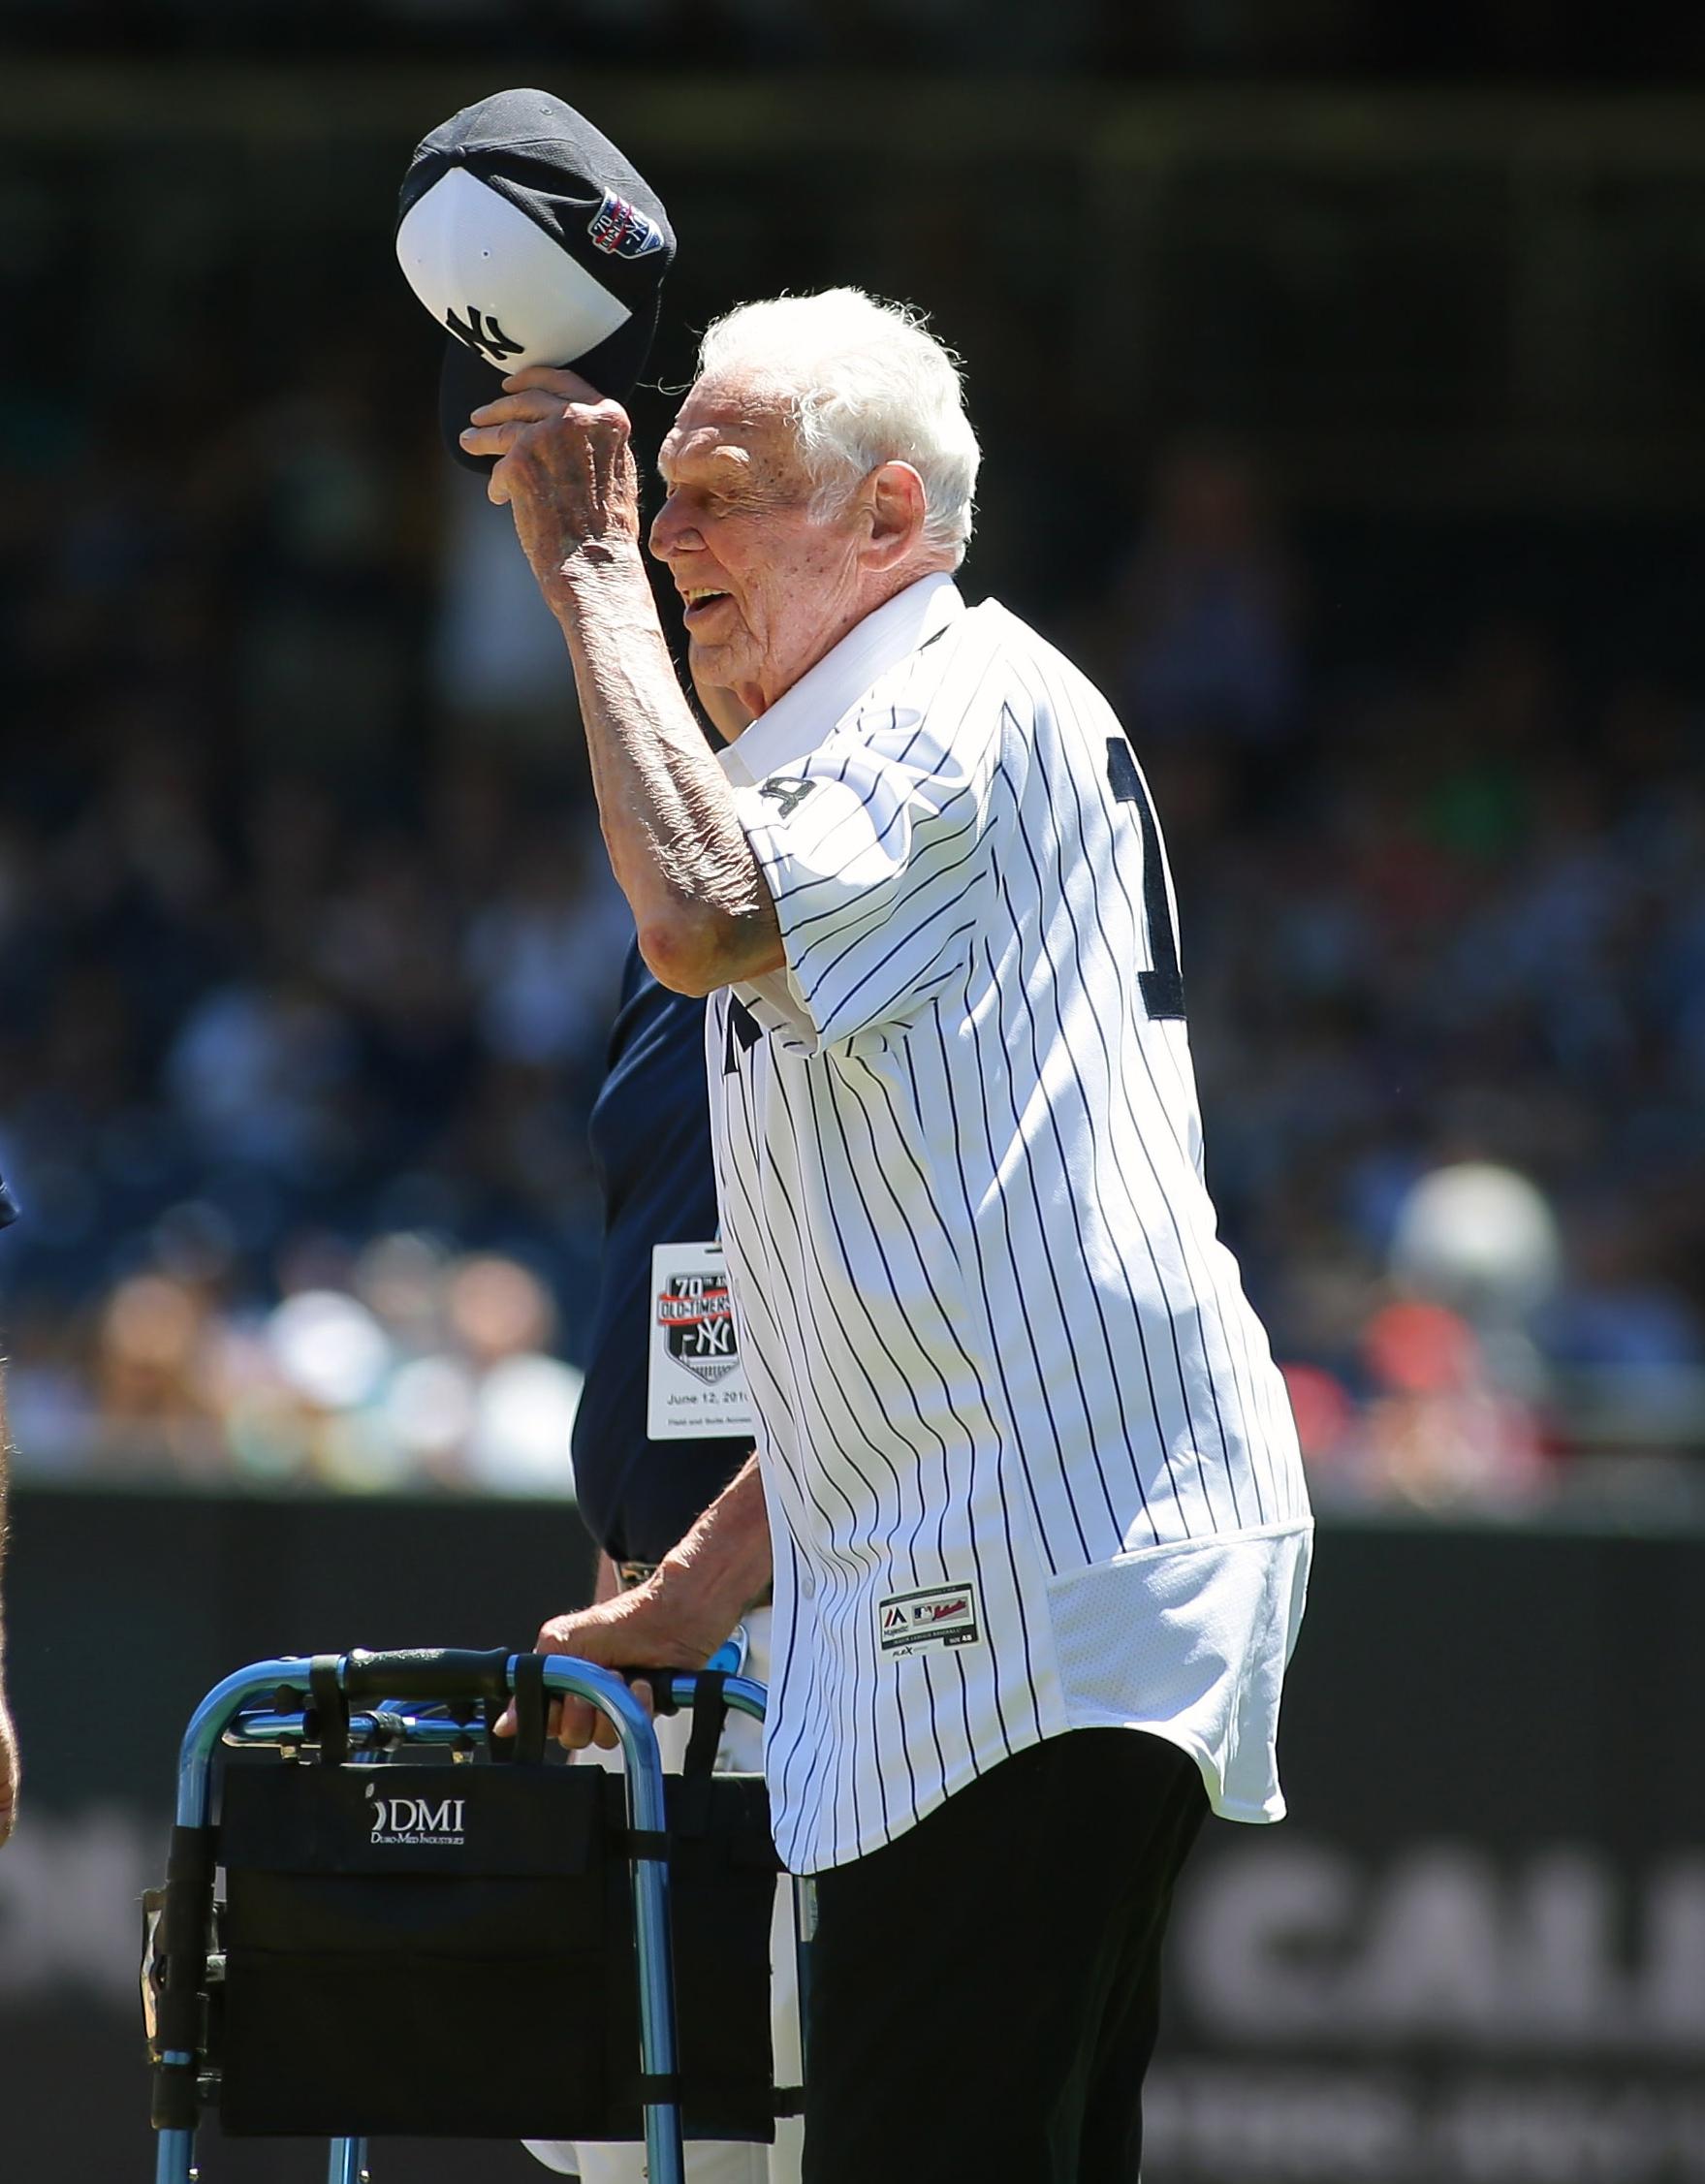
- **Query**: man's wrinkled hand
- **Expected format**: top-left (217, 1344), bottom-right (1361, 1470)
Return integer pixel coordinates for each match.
top-left (458, 365), bottom-right (644, 608)
top-left (494, 1578), bottom-right (718, 1752)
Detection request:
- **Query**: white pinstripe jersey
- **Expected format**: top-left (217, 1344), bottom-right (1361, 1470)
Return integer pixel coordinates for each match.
top-left (709, 572), bottom-right (1312, 1875)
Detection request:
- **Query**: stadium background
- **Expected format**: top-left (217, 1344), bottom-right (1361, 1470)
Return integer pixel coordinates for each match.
top-left (4, 4), bottom-right (1705, 2176)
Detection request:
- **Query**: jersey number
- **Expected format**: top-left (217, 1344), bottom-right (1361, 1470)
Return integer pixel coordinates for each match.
top-left (1106, 739), bottom-right (1185, 1021)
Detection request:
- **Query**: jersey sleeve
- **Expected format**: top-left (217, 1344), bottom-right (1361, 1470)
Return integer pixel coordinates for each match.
top-left (734, 690), bottom-right (1006, 1050)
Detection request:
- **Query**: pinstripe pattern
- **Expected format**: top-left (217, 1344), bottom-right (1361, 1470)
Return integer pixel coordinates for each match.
top-left (708, 575), bottom-right (1311, 1873)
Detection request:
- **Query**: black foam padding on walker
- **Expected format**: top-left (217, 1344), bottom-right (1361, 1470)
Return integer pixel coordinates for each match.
top-left (150, 1821), bottom-right (219, 2128)
top-left (510, 1650), bottom-right (547, 1765)
top-left (343, 1645), bottom-right (515, 1702)
top-left (309, 1655), bottom-right (349, 1766)
top-left (675, 1671), bottom-right (729, 1838)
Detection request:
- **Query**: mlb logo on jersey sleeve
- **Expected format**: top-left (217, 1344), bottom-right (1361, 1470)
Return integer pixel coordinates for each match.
top-left (877, 1579), bottom-right (983, 1658)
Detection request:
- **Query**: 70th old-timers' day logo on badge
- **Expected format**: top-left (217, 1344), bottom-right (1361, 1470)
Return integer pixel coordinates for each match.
top-left (656, 1268), bottom-right (741, 1386)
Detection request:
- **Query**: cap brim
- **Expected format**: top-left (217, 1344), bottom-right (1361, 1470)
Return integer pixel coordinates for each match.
top-left (440, 286), bottom-right (664, 475)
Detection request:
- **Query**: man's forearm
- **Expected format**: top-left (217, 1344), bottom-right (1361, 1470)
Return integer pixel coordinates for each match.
top-left (519, 1458), bottom-right (774, 1750)
top-left (653, 1456), bottom-right (773, 1638)
top-left (555, 554), bottom-right (781, 994)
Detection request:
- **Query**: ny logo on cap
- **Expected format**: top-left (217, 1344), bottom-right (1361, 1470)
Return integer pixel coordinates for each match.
top-left (444, 304), bottom-right (524, 365)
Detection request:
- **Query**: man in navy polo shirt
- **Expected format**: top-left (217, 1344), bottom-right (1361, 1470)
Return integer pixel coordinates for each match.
top-left (524, 716), bottom-right (800, 2183)
top-left (568, 948), bottom-right (755, 1604)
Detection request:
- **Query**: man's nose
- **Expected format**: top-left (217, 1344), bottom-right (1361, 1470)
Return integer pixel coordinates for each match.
top-left (647, 494), bottom-right (697, 562)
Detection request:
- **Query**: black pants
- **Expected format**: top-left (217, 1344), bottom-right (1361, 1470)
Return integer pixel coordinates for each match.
top-left (803, 1729), bottom-right (1207, 2183)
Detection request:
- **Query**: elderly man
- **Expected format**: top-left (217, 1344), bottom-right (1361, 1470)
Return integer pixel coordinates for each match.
top-left (472, 289), bottom-right (1312, 2183)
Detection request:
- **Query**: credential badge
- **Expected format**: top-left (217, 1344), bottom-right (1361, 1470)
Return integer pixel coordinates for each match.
top-left (656, 1268), bottom-right (741, 1386)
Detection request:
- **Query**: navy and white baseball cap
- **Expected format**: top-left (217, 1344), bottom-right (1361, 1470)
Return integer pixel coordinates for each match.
top-left (395, 87), bottom-right (676, 473)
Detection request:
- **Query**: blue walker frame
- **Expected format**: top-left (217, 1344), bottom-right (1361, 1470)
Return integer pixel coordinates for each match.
top-left (150, 1651), bottom-right (773, 2184)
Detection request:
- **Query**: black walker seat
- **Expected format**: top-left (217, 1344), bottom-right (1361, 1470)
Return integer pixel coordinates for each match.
top-left (143, 1647), bottom-right (798, 2184)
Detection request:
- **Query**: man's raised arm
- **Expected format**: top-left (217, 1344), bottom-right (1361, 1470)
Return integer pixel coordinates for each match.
top-left (460, 367), bottom-right (782, 997)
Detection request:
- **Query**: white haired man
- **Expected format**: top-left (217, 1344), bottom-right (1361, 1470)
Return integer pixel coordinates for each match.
top-left (473, 289), bottom-right (1312, 2181)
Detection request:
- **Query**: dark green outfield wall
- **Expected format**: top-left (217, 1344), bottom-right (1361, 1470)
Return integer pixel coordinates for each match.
top-left (5, 1493), bottom-right (1704, 2182)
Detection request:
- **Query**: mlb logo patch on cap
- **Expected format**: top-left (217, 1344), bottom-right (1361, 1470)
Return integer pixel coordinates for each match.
top-left (587, 188), bottom-right (667, 261)
top-left (395, 87), bottom-right (676, 473)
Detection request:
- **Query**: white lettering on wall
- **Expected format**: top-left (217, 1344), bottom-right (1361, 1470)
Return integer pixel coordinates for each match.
top-left (1177, 1841), bottom-right (1705, 2056)
top-left (0, 1804), bottom-right (160, 2003)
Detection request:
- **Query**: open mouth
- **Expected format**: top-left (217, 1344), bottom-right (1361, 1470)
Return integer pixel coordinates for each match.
top-left (680, 587), bottom-right (734, 628)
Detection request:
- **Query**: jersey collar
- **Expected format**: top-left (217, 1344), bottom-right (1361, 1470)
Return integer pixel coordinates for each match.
top-left (719, 571), bottom-right (964, 786)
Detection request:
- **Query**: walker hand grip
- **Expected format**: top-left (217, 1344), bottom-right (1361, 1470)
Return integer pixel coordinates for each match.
top-left (342, 1647), bottom-right (515, 1702)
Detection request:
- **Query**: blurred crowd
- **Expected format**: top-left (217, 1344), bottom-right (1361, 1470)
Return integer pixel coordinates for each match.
top-left (8, 0), bottom-right (1696, 79)
top-left (2, 203), bottom-right (1703, 1510)
top-left (1073, 445), bottom-right (1705, 1504)
top-left (0, 327), bottom-right (633, 1489)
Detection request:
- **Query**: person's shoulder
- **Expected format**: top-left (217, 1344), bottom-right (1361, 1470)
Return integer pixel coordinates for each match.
top-left (968, 596), bottom-right (1120, 719)
top-left (0, 1177), bottom-right (16, 1229)
top-left (848, 591), bottom-right (1013, 735)
top-left (935, 594), bottom-right (1082, 711)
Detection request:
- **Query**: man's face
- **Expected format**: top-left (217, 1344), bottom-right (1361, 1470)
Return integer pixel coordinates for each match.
top-left (649, 375), bottom-right (870, 713)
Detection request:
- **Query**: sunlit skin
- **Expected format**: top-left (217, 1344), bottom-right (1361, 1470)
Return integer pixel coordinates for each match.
top-left (461, 365), bottom-right (947, 717)
top-left (455, 361), bottom-right (949, 1001)
top-left (649, 380), bottom-right (939, 718)
top-left (458, 359), bottom-right (954, 1743)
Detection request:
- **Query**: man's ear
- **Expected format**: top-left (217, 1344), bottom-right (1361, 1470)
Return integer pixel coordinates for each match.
top-left (865, 460), bottom-right (930, 567)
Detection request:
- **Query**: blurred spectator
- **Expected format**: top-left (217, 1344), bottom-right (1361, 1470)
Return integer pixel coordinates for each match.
top-left (11, 1234), bottom-right (585, 1496)
top-left (2, 120), bottom-right (1703, 1504)
top-left (1298, 1300), bottom-right (1550, 1510)
top-left (1109, 439), bottom-right (1304, 748)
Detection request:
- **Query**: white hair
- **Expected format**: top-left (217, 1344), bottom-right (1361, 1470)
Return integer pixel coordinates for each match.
top-left (695, 288), bottom-right (980, 566)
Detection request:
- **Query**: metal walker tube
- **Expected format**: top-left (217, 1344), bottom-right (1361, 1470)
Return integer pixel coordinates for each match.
top-left (154, 1656), bottom-right (771, 2184)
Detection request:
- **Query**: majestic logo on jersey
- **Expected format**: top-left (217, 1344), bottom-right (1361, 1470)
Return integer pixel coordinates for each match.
top-left (877, 1579), bottom-right (983, 1657)
top-left (656, 1270), bottom-right (741, 1385)
top-left (443, 304), bottom-right (525, 365)
top-left (587, 188), bottom-right (666, 260)
top-left (363, 1778), bottom-right (466, 1847)
top-left (756, 775), bottom-right (819, 823)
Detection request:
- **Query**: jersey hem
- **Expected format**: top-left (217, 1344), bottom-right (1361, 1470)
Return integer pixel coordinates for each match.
top-left (1103, 1514), bottom-right (1313, 1562)
top-left (1057, 1712), bottom-right (1287, 1825)
top-left (780, 1708), bottom-right (1287, 1874)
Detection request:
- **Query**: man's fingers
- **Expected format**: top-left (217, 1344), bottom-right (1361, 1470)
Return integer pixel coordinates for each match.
top-left (462, 391), bottom-right (630, 453)
top-left (556, 1695), bottom-right (601, 1751)
top-left (549, 1676), bottom-right (657, 1751)
top-left (501, 364), bottom-right (605, 402)
top-left (466, 391), bottom-right (570, 429)
top-left (462, 419), bottom-right (521, 459)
